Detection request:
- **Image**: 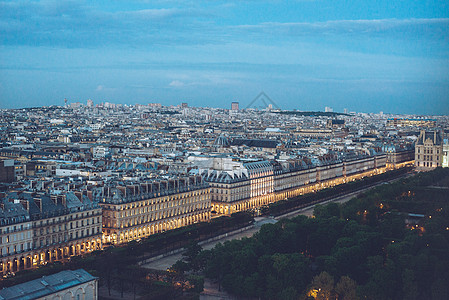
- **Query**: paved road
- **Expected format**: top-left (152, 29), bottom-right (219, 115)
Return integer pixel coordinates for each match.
top-left (142, 173), bottom-right (411, 271)
top-left (141, 224), bottom-right (261, 270)
top-left (141, 189), bottom-right (365, 271)
top-left (278, 189), bottom-right (367, 219)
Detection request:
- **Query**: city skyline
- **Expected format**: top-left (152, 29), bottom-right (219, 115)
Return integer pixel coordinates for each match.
top-left (0, 84), bottom-right (448, 298)
top-left (1, 0), bottom-right (449, 114)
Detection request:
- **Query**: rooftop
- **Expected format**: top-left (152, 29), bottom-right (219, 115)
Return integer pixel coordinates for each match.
top-left (0, 269), bottom-right (96, 300)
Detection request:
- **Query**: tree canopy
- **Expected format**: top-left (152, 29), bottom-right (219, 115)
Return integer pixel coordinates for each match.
top-left (193, 168), bottom-right (449, 299)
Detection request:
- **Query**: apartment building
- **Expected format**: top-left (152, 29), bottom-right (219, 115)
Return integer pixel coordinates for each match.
top-left (387, 118), bottom-right (436, 128)
top-left (202, 155), bottom-right (387, 215)
top-left (97, 175), bottom-right (211, 245)
top-left (0, 192), bottom-right (102, 275)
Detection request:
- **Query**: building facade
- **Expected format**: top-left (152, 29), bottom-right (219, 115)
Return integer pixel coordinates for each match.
top-left (383, 147), bottom-right (415, 169)
top-left (443, 140), bottom-right (449, 168)
top-left (203, 155), bottom-right (387, 215)
top-left (387, 118), bottom-right (437, 127)
top-left (0, 159), bottom-right (15, 183)
top-left (0, 192), bottom-right (102, 276)
top-left (98, 175), bottom-right (211, 245)
top-left (0, 201), bottom-right (33, 277)
top-left (415, 130), bottom-right (443, 170)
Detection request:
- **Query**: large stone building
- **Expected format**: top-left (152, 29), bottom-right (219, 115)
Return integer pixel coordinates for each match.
top-left (0, 192), bottom-right (102, 276)
top-left (382, 145), bottom-right (415, 169)
top-left (0, 201), bottom-right (33, 276)
top-left (387, 118), bottom-right (437, 128)
top-left (201, 155), bottom-right (387, 215)
top-left (0, 159), bottom-right (15, 183)
top-left (202, 159), bottom-right (277, 214)
top-left (415, 130), bottom-right (443, 170)
top-left (97, 175), bottom-right (211, 245)
top-left (443, 139), bottom-right (449, 168)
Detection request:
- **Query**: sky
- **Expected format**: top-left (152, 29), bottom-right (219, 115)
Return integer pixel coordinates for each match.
top-left (1, 0), bottom-right (448, 114)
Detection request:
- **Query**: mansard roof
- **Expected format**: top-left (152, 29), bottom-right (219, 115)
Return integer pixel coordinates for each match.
top-left (231, 139), bottom-right (279, 149)
top-left (0, 269), bottom-right (96, 300)
top-left (416, 131), bottom-right (443, 146)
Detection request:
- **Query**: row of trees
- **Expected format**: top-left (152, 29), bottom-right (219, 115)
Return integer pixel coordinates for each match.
top-left (1, 212), bottom-right (253, 299)
top-left (181, 168), bottom-right (449, 299)
top-left (263, 167), bottom-right (411, 216)
top-left (4, 168), bottom-right (446, 299)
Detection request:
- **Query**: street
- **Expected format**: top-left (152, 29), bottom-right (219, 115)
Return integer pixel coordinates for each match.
top-left (141, 185), bottom-right (371, 271)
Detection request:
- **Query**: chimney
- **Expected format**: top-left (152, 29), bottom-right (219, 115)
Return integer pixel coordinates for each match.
top-left (83, 190), bottom-right (93, 202)
top-left (153, 182), bottom-right (160, 193)
top-left (74, 191), bottom-right (83, 202)
top-left (142, 183), bottom-right (148, 194)
top-left (161, 181), bottom-right (168, 190)
top-left (34, 198), bottom-right (42, 212)
top-left (20, 200), bottom-right (29, 211)
top-left (117, 186), bottom-right (126, 196)
top-left (51, 195), bottom-right (57, 205)
top-left (127, 185), bottom-right (134, 196)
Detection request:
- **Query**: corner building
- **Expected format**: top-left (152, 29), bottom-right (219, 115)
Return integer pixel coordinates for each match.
top-left (0, 192), bottom-right (102, 276)
top-left (415, 130), bottom-right (443, 170)
top-left (98, 175), bottom-right (210, 245)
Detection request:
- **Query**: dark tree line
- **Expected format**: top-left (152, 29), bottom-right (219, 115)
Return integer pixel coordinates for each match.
top-left (1, 212), bottom-right (253, 299)
top-left (263, 167), bottom-right (411, 217)
top-left (191, 168), bottom-right (449, 299)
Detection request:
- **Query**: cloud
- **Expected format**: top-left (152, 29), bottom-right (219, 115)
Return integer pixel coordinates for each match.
top-left (169, 80), bottom-right (185, 87)
top-left (232, 18), bottom-right (449, 38)
top-left (1, 0), bottom-right (447, 50)
top-left (166, 72), bottom-right (245, 88)
top-left (95, 85), bottom-right (116, 92)
top-left (0, 0), bottom-right (214, 47)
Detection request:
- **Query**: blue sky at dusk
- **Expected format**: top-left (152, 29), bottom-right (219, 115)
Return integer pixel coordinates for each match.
top-left (1, 0), bottom-right (448, 114)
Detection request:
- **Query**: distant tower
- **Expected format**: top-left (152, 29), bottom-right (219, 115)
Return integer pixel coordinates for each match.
top-left (231, 102), bottom-right (239, 111)
top-left (181, 102), bottom-right (188, 108)
top-left (87, 99), bottom-right (93, 108)
top-left (325, 106), bottom-right (333, 113)
top-left (64, 98), bottom-right (68, 107)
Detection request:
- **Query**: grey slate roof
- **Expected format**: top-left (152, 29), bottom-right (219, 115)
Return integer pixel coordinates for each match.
top-left (231, 139), bottom-right (279, 149)
top-left (416, 131), bottom-right (443, 146)
top-left (0, 269), bottom-right (96, 300)
top-left (0, 200), bottom-right (29, 226)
